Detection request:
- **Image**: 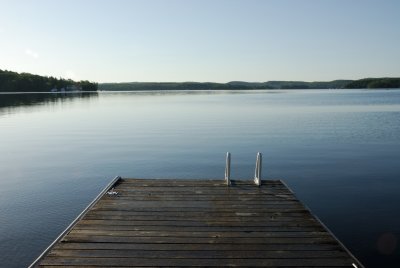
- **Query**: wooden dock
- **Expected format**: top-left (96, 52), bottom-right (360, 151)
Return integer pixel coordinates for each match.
top-left (31, 177), bottom-right (364, 267)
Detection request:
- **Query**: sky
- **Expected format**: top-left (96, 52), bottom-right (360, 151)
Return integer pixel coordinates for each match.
top-left (0, 0), bottom-right (399, 83)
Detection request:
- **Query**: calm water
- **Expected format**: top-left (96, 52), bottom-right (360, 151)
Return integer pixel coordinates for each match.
top-left (0, 90), bottom-right (399, 267)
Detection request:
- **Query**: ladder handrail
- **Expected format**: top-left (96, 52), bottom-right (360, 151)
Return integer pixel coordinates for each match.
top-left (225, 152), bottom-right (231, 186)
top-left (254, 152), bottom-right (262, 186)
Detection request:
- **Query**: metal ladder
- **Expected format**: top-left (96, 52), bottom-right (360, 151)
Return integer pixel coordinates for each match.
top-left (225, 152), bottom-right (262, 186)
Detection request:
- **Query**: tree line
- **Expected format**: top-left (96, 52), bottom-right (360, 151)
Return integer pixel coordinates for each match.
top-left (345, 78), bottom-right (400, 89)
top-left (0, 69), bottom-right (98, 92)
top-left (98, 80), bottom-right (351, 91)
top-left (99, 78), bottom-right (400, 91)
top-left (1, 69), bottom-right (399, 92)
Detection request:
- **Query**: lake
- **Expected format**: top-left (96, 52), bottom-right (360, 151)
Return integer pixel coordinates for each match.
top-left (0, 89), bottom-right (399, 267)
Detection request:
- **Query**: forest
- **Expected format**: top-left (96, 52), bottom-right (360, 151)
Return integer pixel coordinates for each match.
top-left (0, 69), bottom-right (98, 92)
top-left (345, 78), bottom-right (400, 89)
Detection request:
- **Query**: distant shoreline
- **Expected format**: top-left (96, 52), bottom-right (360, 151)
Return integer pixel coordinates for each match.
top-left (98, 78), bottom-right (400, 91)
top-left (1, 69), bottom-right (400, 92)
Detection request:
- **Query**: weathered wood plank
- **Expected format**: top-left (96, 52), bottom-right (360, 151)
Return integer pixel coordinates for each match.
top-left (40, 256), bottom-right (356, 267)
top-left (76, 219), bottom-right (321, 227)
top-left (91, 205), bottom-right (306, 212)
top-left (53, 242), bottom-right (343, 251)
top-left (48, 249), bottom-right (349, 258)
top-left (68, 229), bottom-right (332, 238)
top-left (91, 207), bottom-right (308, 213)
top-left (62, 235), bottom-right (338, 244)
top-left (111, 189), bottom-right (292, 195)
top-left (101, 196), bottom-right (296, 201)
top-left (95, 201), bottom-right (300, 208)
top-left (40, 266), bottom-right (355, 268)
top-left (83, 214), bottom-right (314, 222)
top-left (73, 224), bottom-right (325, 232)
top-left (85, 210), bottom-right (308, 217)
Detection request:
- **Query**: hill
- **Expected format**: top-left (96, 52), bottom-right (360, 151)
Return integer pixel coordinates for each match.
top-left (98, 80), bottom-right (353, 91)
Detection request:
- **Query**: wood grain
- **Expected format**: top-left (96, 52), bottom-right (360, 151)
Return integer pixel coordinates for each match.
top-left (34, 178), bottom-right (363, 267)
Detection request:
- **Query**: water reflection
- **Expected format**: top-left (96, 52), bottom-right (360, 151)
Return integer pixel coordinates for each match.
top-left (98, 89), bottom-right (284, 97)
top-left (0, 92), bottom-right (99, 115)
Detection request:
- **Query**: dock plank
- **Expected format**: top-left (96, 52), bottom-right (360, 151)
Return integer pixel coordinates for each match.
top-left (32, 178), bottom-right (363, 267)
top-left (40, 257), bottom-right (356, 267)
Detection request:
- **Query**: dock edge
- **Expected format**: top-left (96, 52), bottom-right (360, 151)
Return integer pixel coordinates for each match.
top-left (28, 175), bottom-right (122, 268)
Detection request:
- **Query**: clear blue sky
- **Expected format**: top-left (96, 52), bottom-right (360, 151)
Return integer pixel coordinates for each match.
top-left (1, 0), bottom-right (399, 82)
